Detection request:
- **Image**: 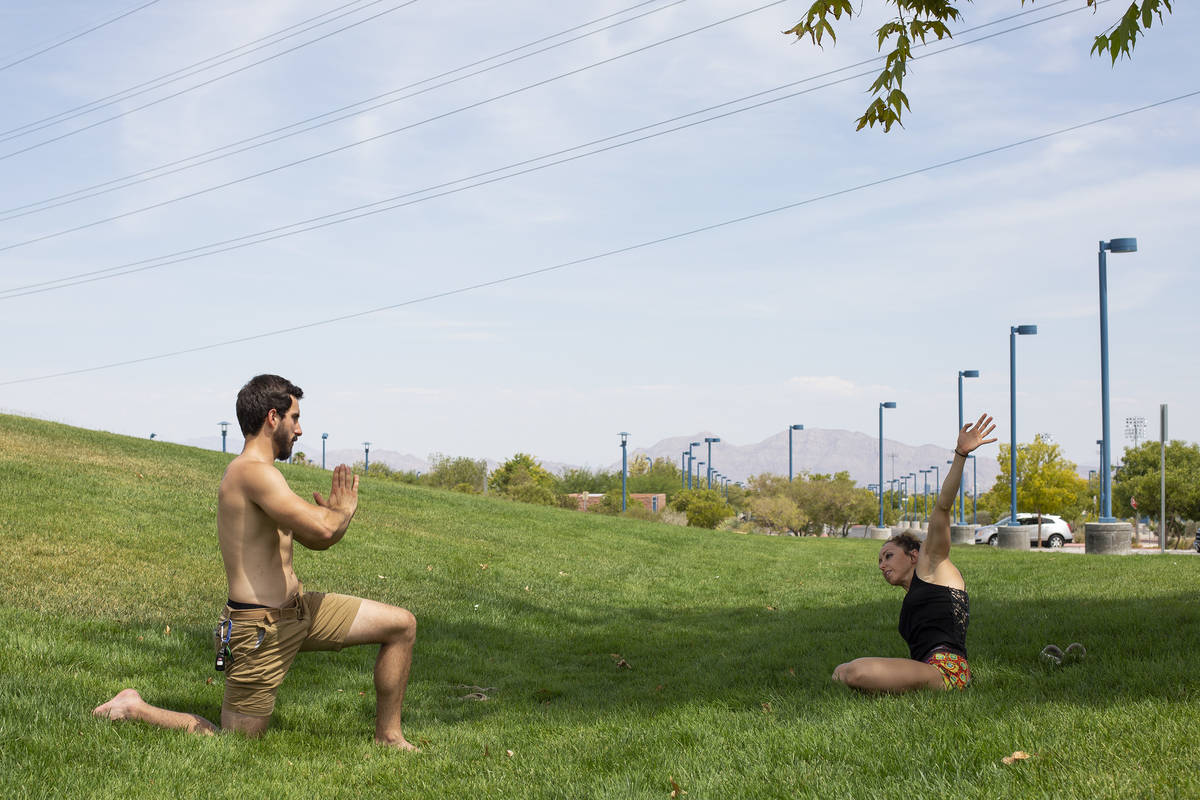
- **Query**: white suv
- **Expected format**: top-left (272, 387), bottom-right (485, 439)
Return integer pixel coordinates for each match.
top-left (975, 514), bottom-right (1073, 548)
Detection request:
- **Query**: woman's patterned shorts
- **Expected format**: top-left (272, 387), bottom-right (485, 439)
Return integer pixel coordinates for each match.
top-left (925, 650), bottom-right (972, 690)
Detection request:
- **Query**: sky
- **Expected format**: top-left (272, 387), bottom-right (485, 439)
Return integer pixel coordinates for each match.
top-left (1, 0), bottom-right (1197, 473)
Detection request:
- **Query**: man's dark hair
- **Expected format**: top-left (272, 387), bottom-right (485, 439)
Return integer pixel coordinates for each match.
top-left (236, 374), bottom-right (303, 436)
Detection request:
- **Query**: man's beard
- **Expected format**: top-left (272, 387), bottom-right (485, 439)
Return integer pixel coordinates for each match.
top-left (273, 425), bottom-right (295, 460)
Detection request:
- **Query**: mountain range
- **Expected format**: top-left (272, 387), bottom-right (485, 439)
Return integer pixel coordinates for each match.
top-left (184, 427), bottom-right (1014, 495)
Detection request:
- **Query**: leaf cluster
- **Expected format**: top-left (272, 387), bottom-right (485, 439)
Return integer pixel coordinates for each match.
top-left (786, 1), bottom-right (1174, 131)
top-left (1111, 439), bottom-right (1200, 530)
top-left (745, 471), bottom-right (878, 535)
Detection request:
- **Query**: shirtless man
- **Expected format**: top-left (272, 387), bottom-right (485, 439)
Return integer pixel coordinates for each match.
top-left (94, 374), bottom-right (417, 750)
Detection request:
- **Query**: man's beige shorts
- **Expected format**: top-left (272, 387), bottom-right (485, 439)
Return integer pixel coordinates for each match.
top-left (216, 592), bottom-right (362, 717)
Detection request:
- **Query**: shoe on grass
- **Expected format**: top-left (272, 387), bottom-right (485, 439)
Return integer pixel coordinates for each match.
top-left (1063, 642), bottom-right (1086, 664)
top-left (1039, 644), bottom-right (1063, 667)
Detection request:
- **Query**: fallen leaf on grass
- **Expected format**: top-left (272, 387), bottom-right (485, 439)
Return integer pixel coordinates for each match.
top-left (765, 606), bottom-right (777, 611)
top-left (558, 571), bottom-right (568, 576)
top-left (669, 777), bottom-right (687, 797)
top-left (164, 625), bottom-right (171, 636)
top-left (479, 563), bottom-right (489, 570)
top-left (426, 565), bottom-right (433, 572)
top-left (524, 586), bottom-right (531, 592)
top-left (610, 654), bottom-right (632, 669)
top-left (655, 684), bottom-right (664, 692)
top-left (377, 575), bottom-right (387, 580)
top-left (205, 677), bottom-right (213, 685)
top-left (505, 749), bottom-right (514, 758)
top-left (788, 668), bottom-right (796, 676)
top-left (1001, 751), bottom-right (1033, 765)
top-left (761, 702), bottom-right (773, 713)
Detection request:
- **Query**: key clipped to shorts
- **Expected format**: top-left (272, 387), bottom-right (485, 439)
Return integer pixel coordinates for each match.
top-left (214, 619), bottom-right (233, 672)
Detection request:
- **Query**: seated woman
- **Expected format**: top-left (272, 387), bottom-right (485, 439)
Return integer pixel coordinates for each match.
top-left (833, 413), bottom-right (996, 693)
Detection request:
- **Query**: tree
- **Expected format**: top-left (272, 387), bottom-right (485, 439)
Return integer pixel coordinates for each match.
top-left (747, 493), bottom-right (808, 534)
top-left (980, 435), bottom-right (1089, 543)
top-left (489, 453), bottom-right (558, 506)
top-left (784, 1), bottom-right (1174, 131)
top-left (425, 452), bottom-right (488, 493)
top-left (1111, 440), bottom-right (1200, 535)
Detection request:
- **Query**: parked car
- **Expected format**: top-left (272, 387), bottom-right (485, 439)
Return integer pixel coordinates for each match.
top-left (975, 514), bottom-right (1073, 547)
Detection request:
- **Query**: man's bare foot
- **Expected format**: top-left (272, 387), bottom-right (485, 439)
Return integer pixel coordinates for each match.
top-left (376, 734), bottom-right (419, 752)
top-left (93, 688), bottom-right (144, 721)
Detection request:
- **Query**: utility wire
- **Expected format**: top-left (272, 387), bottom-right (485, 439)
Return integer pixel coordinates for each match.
top-left (0, 0), bottom-right (1084, 259)
top-left (0, 0), bottom-right (1092, 300)
top-left (1, 89), bottom-right (1194, 387)
top-left (0, 0), bottom-right (686, 221)
top-left (0, 1), bottom-right (846, 253)
top-left (0, 0), bottom-right (385, 139)
top-left (0, 0), bottom-right (161, 73)
top-left (0, 0), bottom-right (420, 155)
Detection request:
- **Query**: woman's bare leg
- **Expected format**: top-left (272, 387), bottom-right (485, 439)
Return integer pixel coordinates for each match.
top-left (832, 657), bottom-right (945, 693)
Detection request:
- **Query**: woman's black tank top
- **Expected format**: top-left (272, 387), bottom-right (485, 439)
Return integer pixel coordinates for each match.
top-left (898, 572), bottom-right (969, 661)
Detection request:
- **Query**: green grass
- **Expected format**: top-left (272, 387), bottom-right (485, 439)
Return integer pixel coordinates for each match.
top-left (1, 412), bottom-right (1197, 799)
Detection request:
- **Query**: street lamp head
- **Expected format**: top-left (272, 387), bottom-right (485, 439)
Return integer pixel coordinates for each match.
top-left (791, 424), bottom-right (804, 431)
top-left (1103, 237), bottom-right (1137, 253)
top-left (960, 370), bottom-right (980, 379)
top-left (881, 401), bottom-right (897, 409)
top-left (619, 432), bottom-right (629, 445)
top-left (705, 436), bottom-right (720, 444)
top-left (689, 441), bottom-right (701, 447)
top-left (321, 432), bottom-right (328, 440)
top-left (1013, 324), bottom-right (1038, 336)
top-left (219, 421), bottom-right (230, 432)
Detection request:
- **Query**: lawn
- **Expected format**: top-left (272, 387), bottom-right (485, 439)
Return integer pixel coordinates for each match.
top-left (1, 413), bottom-right (1197, 799)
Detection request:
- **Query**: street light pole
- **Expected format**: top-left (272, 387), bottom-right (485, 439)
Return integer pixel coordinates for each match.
top-left (680, 452), bottom-right (687, 489)
top-left (695, 461), bottom-right (705, 488)
top-left (619, 432), bottom-right (629, 512)
top-left (704, 437), bottom-right (720, 489)
top-left (957, 369), bottom-right (979, 522)
top-left (219, 421), bottom-right (230, 453)
top-left (687, 442), bottom-right (700, 490)
top-left (878, 401), bottom-right (897, 527)
top-left (363, 441), bottom-right (371, 474)
top-left (788, 424), bottom-right (804, 482)
top-left (1098, 237), bottom-right (1137, 521)
top-left (321, 432), bottom-right (328, 470)
top-left (920, 469), bottom-right (931, 522)
top-left (1009, 324), bottom-right (1038, 523)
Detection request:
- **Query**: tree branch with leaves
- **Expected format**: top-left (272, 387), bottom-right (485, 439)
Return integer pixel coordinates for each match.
top-left (784, 0), bottom-right (1174, 131)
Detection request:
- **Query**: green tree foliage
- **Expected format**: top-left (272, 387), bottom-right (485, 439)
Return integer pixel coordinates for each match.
top-left (556, 467), bottom-right (619, 495)
top-left (425, 452), bottom-right (488, 493)
top-left (784, 0), bottom-right (1174, 131)
top-left (680, 489), bottom-right (735, 529)
top-left (979, 436), bottom-right (1089, 527)
top-left (746, 471), bottom-right (879, 535)
top-left (352, 460), bottom-right (421, 484)
top-left (489, 453), bottom-right (558, 506)
top-left (627, 457), bottom-right (684, 499)
top-left (1112, 440), bottom-right (1200, 533)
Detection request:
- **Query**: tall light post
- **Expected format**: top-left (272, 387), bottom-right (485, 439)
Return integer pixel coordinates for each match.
top-left (1095, 439), bottom-right (1105, 516)
top-left (704, 436), bottom-right (720, 489)
top-left (945, 460), bottom-right (954, 521)
top-left (680, 452), bottom-right (687, 489)
top-left (878, 401), bottom-right (897, 527)
top-left (919, 468), bottom-right (931, 522)
top-left (321, 432), bottom-right (328, 470)
top-left (1009, 324), bottom-right (1038, 523)
top-left (363, 441), bottom-right (371, 474)
top-left (957, 369), bottom-right (979, 521)
top-left (929, 464), bottom-right (941, 507)
top-left (695, 461), bottom-right (705, 488)
top-left (687, 441), bottom-right (700, 490)
top-left (908, 472), bottom-right (917, 520)
top-left (619, 432), bottom-right (629, 512)
top-left (1098, 237), bottom-right (1137, 521)
top-left (218, 421), bottom-right (230, 453)
top-left (788, 424), bottom-right (804, 482)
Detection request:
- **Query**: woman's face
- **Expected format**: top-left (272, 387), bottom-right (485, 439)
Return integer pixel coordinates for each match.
top-left (878, 542), bottom-right (917, 586)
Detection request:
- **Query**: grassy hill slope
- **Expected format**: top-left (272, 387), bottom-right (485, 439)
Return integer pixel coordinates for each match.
top-left (1, 413), bottom-right (1197, 799)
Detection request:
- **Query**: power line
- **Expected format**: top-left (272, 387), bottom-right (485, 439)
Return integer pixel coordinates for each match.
top-left (0, 0), bottom-right (686, 221)
top-left (0, 0), bottom-right (787, 253)
top-left (0, 0), bottom-right (161, 73)
top-left (0, 0), bottom-right (421, 155)
top-left (0, 0), bottom-right (1105, 296)
top-left (2, 89), bottom-right (1194, 387)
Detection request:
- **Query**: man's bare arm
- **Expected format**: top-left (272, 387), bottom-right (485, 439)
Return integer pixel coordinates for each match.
top-left (922, 414), bottom-right (997, 568)
top-left (244, 463), bottom-right (359, 550)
